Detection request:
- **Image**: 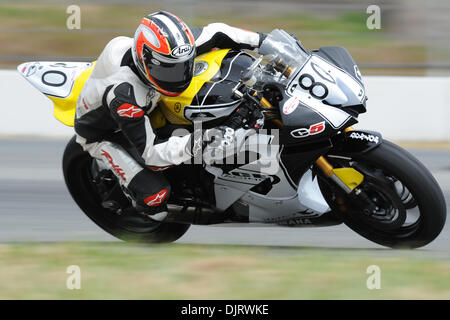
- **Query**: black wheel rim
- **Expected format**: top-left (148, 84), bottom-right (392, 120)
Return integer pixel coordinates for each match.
top-left (77, 156), bottom-right (162, 234)
top-left (321, 155), bottom-right (423, 239)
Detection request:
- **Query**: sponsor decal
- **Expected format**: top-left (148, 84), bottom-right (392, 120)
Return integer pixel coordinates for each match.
top-left (100, 149), bottom-right (126, 181)
top-left (70, 70), bottom-right (77, 81)
top-left (145, 189), bottom-right (168, 207)
top-left (290, 121), bottom-right (326, 138)
top-left (349, 132), bottom-right (379, 144)
top-left (354, 65), bottom-right (362, 81)
top-left (190, 111), bottom-right (215, 119)
top-left (264, 210), bottom-right (317, 224)
top-left (278, 218), bottom-right (313, 226)
top-left (191, 135), bottom-right (203, 157)
top-left (221, 171), bottom-right (281, 185)
top-left (174, 102), bottom-right (182, 113)
top-left (151, 58), bottom-right (161, 65)
top-left (146, 90), bottom-right (155, 106)
top-left (311, 62), bottom-right (335, 83)
top-left (82, 98), bottom-right (89, 111)
top-left (218, 171), bottom-right (282, 190)
top-left (147, 165), bottom-right (173, 171)
top-left (117, 103), bottom-right (144, 118)
top-left (283, 96), bottom-right (300, 115)
top-left (171, 44), bottom-right (192, 58)
top-left (49, 62), bottom-right (77, 69)
top-left (222, 171), bottom-right (267, 181)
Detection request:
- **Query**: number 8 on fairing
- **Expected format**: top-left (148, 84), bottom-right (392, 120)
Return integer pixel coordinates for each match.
top-left (298, 74), bottom-right (328, 99)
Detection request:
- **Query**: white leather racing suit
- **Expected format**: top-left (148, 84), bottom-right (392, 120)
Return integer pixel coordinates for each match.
top-left (74, 23), bottom-right (265, 212)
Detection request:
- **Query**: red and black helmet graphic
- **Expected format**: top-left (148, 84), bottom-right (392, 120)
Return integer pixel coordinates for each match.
top-left (132, 11), bottom-right (196, 96)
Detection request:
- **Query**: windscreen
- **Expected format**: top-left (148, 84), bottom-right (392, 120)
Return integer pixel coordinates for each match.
top-left (259, 29), bottom-right (310, 75)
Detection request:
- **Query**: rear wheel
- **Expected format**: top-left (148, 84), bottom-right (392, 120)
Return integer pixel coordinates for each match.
top-left (319, 140), bottom-right (446, 248)
top-left (62, 136), bottom-right (190, 243)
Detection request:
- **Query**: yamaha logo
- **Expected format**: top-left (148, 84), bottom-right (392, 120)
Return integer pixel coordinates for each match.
top-left (171, 44), bottom-right (192, 58)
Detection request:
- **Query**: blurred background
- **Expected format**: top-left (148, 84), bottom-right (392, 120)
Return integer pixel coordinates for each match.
top-left (1, 0), bottom-right (450, 300)
top-left (1, 0), bottom-right (449, 76)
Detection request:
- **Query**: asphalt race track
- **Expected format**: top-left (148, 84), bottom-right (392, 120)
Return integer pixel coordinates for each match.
top-left (0, 138), bottom-right (449, 256)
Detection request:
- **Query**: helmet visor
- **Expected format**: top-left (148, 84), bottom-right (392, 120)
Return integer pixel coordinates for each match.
top-left (143, 47), bottom-right (194, 94)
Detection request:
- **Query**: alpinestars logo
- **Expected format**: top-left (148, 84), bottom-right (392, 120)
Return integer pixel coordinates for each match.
top-left (100, 150), bottom-right (126, 181)
top-left (191, 136), bottom-right (203, 157)
top-left (117, 103), bottom-right (144, 118)
top-left (145, 189), bottom-right (168, 207)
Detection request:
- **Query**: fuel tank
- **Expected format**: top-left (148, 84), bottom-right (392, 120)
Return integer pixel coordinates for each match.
top-left (158, 49), bottom-right (254, 126)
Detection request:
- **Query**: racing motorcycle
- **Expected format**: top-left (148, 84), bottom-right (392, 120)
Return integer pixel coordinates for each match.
top-left (18, 29), bottom-right (446, 248)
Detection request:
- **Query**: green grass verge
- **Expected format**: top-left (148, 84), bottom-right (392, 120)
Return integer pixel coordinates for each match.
top-left (0, 242), bottom-right (449, 299)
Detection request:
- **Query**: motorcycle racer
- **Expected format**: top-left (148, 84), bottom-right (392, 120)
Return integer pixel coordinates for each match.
top-left (74, 11), bottom-right (266, 219)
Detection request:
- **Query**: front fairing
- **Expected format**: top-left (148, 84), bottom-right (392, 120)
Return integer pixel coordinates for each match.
top-left (253, 30), bottom-right (367, 144)
top-left (286, 55), bottom-right (366, 108)
top-left (271, 84), bottom-right (358, 145)
top-left (280, 54), bottom-right (366, 129)
top-left (256, 30), bottom-right (366, 131)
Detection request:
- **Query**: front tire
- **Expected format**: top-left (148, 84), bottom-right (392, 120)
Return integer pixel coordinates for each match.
top-left (322, 140), bottom-right (446, 248)
top-left (62, 136), bottom-right (190, 244)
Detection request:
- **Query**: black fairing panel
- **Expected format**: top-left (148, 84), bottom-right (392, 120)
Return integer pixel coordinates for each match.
top-left (280, 105), bottom-right (343, 145)
top-left (280, 117), bottom-right (357, 146)
top-left (330, 130), bottom-right (383, 155)
top-left (194, 51), bottom-right (254, 106)
top-left (280, 140), bottom-right (333, 187)
top-left (313, 46), bottom-right (363, 87)
top-left (268, 82), bottom-right (358, 145)
top-left (182, 50), bottom-right (254, 128)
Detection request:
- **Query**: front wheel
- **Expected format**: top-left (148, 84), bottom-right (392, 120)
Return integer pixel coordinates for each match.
top-left (319, 140), bottom-right (446, 248)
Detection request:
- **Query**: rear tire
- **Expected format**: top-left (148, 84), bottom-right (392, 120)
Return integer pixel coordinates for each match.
top-left (324, 140), bottom-right (446, 248)
top-left (62, 136), bottom-right (190, 244)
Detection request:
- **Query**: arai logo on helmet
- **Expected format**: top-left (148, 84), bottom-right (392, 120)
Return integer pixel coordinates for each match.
top-left (171, 44), bottom-right (192, 58)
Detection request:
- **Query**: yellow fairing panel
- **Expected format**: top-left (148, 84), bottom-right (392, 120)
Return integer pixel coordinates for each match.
top-left (47, 62), bottom-right (96, 127)
top-left (159, 49), bottom-right (230, 125)
top-left (43, 48), bottom-right (228, 128)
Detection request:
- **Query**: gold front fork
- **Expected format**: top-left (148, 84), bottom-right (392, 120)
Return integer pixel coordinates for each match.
top-left (315, 125), bottom-right (354, 177)
top-left (253, 91), bottom-right (284, 128)
top-left (315, 156), bottom-right (335, 178)
top-left (344, 126), bottom-right (354, 133)
top-left (314, 126), bottom-right (364, 193)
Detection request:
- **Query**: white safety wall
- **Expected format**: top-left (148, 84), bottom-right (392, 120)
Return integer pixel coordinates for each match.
top-left (1, 70), bottom-right (74, 137)
top-left (356, 76), bottom-right (450, 141)
top-left (1, 70), bottom-right (450, 140)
